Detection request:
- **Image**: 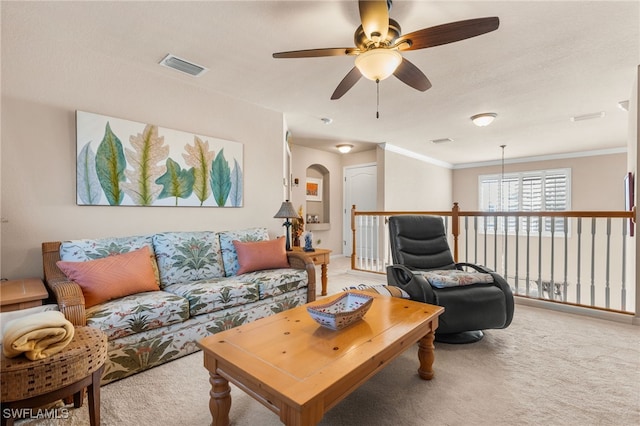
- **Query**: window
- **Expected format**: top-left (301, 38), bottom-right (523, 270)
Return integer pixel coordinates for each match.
top-left (478, 169), bottom-right (571, 234)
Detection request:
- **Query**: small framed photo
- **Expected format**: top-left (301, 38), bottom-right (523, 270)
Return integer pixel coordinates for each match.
top-left (306, 178), bottom-right (322, 202)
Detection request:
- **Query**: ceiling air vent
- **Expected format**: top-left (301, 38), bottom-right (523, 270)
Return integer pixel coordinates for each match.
top-left (159, 54), bottom-right (208, 77)
top-left (430, 138), bottom-right (453, 144)
top-left (570, 111), bottom-right (605, 122)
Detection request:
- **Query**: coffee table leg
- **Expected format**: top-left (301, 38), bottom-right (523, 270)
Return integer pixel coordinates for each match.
top-left (321, 263), bottom-right (328, 296)
top-left (417, 330), bottom-right (435, 380)
top-left (209, 372), bottom-right (231, 426)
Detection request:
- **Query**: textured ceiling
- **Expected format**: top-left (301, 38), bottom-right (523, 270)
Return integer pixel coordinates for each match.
top-left (3, 1), bottom-right (639, 165)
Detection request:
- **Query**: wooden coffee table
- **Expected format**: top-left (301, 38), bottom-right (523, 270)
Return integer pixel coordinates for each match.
top-left (197, 292), bottom-right (444, 426)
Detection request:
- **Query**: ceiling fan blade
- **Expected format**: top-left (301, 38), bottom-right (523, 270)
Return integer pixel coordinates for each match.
top-left (393, 58), bottom-right (432, 92)
top-left (273, 48), bottom-right (358, 59)
top-left (359, 0), bottom-right (389, 41)
top-left (396, 17), bottom-right (499, 51)
top-left (331, 67), bottom-right (363, 100)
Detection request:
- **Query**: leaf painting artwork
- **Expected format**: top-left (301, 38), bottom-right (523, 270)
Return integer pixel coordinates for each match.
top-left (229, 158), bottom-right (243, 207)
top-left (121, 124), bottom-right (170, 205)
top-left (156, 158), bottom-right (195, 205)
top-left (77, 142), bottom-right (102, 205)
top-left (211, 149), bottom-right (232, 207)
top-left (95, 122), bottom-right (126, 205)
top-left (76, 111), bottom-right (243, 207)
top-left (183, 136), bottom-right (214, 206)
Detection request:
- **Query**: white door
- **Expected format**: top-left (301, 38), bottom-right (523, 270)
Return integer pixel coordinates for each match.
top-left (343, 164), bottom-right (377, 257)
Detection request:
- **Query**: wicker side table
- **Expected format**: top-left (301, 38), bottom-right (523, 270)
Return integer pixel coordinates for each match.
top-left (1, 326), bottom-right (108, 426)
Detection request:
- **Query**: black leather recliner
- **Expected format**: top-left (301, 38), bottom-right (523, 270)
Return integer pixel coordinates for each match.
top-left (386, 215), bottom-right (514, 343)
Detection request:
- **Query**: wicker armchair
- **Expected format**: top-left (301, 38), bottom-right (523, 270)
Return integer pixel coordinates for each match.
top-left (41, 242), bottom-right (87, 326)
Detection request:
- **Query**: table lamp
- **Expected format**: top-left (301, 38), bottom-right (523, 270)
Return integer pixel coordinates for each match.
top-left (273, 200), bottom-right (300, 251)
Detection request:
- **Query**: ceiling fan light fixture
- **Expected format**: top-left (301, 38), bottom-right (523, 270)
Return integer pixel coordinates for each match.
top-left (355, 48), bottom-right (402, 81)
top-left (337, 144), bottom-right (354, 153)
top-left (471, 113), bottom-right (497, 127)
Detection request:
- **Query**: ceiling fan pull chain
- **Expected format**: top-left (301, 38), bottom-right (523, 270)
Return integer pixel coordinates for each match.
top-left (376, 78), bottom-right (380, 119)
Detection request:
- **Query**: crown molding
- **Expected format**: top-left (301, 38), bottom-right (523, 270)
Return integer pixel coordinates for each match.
top-left (379, 144), bottom-right (627, 170)
top-left (379, 143), bottom-right (454, 169)
top-left (453, 147), bottom-right (628, 169)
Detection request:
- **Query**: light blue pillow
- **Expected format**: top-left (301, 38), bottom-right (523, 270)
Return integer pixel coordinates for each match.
top-left (60, 235), bottom-right (154, 261)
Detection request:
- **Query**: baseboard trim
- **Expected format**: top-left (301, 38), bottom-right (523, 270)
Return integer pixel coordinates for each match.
top-left (515, 297), bottom-right (637, 325)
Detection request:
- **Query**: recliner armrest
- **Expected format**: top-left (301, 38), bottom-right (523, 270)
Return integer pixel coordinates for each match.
top-left (386, 265), bottom-right (435, 303)
top-left (456, 262), bottom-right (514, 328)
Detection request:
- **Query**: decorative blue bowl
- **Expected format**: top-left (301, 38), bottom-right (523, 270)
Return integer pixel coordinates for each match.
top-left (306, 292), bottom-right (374, 330)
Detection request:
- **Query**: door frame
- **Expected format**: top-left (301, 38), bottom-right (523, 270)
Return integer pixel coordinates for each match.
top-left (343, 162), bottom-right (377, 257)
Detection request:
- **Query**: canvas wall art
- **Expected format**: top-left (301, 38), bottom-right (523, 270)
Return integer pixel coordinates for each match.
top-left (76, 111), bottom-right (243, 207)
top-left (306, 178), bottom-right (322, 202)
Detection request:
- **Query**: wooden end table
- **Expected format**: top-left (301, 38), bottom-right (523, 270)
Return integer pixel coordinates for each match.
top-left (0, 278), bottom-right (48, 312)
top-left (292, 247), bottom-right (331, 296)
top-left (198, 292), bottom-right (444, 425)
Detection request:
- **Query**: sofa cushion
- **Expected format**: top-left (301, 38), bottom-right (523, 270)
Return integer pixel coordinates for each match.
top-left (236, 268), bottom-right (309, 300)
top-left (233, 237), bottom-right (289, 274)
top-left (163, 278), bottom-right (260, 317)
top-left (152, 231), bottom-right (225, 288)
top-left (59, 235), bottom-right (160, 285)
top-left (85, 290), bottom-right (189, 340)
top-left (218, 227), bottom-right (269, 276)
top-left (57, 246), bottom-right (160, 308)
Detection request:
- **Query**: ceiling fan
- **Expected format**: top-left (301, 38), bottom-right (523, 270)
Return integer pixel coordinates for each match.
top-left (273, 0), bottom-right (499, 100)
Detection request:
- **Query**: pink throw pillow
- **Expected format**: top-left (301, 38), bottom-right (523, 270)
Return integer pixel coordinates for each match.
top-left (56, 246), bottom-right (160, 308)
top-left (232, 238), bottom-right (290, 274)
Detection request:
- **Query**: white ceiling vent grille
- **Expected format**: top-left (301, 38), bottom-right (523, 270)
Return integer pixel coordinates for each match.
top-left (430, 138), bottom-right (453, 144)
top-left (159, 54), bottom-right (208, 77)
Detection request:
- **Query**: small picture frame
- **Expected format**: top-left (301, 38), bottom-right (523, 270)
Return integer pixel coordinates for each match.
top-left (306, 177), bottom-right (322, 202)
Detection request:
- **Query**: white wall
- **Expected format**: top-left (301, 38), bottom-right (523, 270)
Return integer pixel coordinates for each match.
top-left (453, 153), bottom-right (627, 211)
top-left (382, 149), bottom-right (453, 211)
top-left (288, 144), bottom-right (344, 254)
top-left (1, 9), bottom-right (286, 279)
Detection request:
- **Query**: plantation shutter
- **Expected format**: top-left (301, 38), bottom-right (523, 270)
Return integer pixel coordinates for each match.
top-left (478, 169), bottom-right (570, 234)
top-left (479, 177), bottom-right (500, 231)
top-left (544, 172), bottom-right (568, 232)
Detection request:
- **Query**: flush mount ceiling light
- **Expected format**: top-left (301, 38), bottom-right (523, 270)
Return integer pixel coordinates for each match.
top-left (570, 111), bottom-right (605, 122)
top-left (337, 144), bottom-right (354, 153)
top-left (471, 113), bottom-right (497, 127)
top-left (354, 48), bottom-right (403, 81)
top-left (159, 54), bottom-right (208, 77)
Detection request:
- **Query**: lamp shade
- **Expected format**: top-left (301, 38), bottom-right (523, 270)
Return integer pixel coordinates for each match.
top-left (274, 200), bottom-right (300, 219)
top-left (355, 48), bottom-right (402, 81)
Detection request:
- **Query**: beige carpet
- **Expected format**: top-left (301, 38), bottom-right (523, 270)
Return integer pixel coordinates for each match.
top-left (15, 259), bottom-right (640, 425)
top-left (17, 306), bottom-right (639, 425)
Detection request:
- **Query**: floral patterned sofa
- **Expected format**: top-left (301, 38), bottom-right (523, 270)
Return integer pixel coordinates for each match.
top-left (41, 228), bottom-right (315, 384)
